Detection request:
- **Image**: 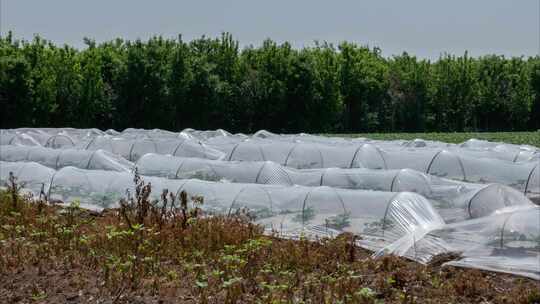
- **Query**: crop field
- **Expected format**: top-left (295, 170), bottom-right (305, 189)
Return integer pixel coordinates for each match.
top-left (1, 128), bottom-right (539, 303)
top-left (3, 4), bottom-right (540, 303)
top-left (0, 193), bottom-right (539, 304)
top-left (331, 132), bottom-right (540, 148)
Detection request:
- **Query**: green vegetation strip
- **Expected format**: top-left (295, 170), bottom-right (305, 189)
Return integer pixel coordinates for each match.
top-left (327, 132), bottom-right (540, 148)
top-left (2, 33), bottom-right (540, 134)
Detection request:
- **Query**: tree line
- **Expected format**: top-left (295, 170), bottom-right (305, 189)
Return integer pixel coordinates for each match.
top-left (1, 32), bottom-right (539, 133)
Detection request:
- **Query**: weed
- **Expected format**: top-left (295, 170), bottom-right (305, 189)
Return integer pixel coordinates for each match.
top-left (0, 173), bottom-right (538, 303)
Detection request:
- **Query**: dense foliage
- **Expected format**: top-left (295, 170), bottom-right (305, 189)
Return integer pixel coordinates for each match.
top-left (1, 32), bottom-right (539, 132)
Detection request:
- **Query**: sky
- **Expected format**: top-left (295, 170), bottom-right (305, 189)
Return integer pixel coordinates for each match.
top-left (1, 0), bottom-right (539, 59)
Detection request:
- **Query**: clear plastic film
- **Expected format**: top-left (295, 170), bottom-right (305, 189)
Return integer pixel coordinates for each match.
top-left (83, 136), bottom-right (225, 161)
top-left (224, 142), bottom-right (538, 199)
top-left (380, 206), bottom-right (540, 280)
top-left (0, 145), bottom-right (133, 172)
top-left (0, 161), bottom-right (443, 251)
top-left (0, 128), bottom-right (103, 148)
top-left (136, 154), bottom-right (534, 223)
top-left (0, 161), bottom-right (55, 195)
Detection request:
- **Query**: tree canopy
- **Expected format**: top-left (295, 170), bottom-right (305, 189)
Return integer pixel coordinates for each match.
top-left (1, 32), bottom-right (538, 132)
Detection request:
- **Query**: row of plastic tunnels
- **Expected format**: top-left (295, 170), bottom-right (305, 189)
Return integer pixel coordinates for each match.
top-left (0, 128), bottom-right (539, 280)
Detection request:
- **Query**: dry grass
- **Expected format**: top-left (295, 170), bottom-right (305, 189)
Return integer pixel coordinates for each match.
top-left (0, 176), bottom-right (539, 303)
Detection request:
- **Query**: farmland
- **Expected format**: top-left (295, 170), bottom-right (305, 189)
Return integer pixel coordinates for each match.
top-left (3, 2), bottom-right (540, 303)
top-left (1, 191), bottom-right (539, 304)
top-left (2, 33), bottom-right (540, 303)
top-left (332, 132), bottom-right (540, 148)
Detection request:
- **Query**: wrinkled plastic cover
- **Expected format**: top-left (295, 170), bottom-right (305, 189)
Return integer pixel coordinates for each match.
top-left (380, 206), bottom-right (540, 280)
top-left (84, 136), bottom-right (225, 161)
top-left (3, 128), bottom-right (538, 160)
top-left (0, 161), bottom-right (442, 249)
top-left (1, 128), bottom-right (539, 280)
top-left (1, 128), bottom-right (103, 148)
top-left (0, 145), bottom-right (133, 171)
top-left (0, 161), bottom-right (55, 196)
top-left (224, 142), bottom-right (538, 199)
top-left (136, 154), bottom-right (534, 223)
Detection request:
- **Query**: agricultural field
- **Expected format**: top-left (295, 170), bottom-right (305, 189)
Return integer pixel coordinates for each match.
top-left (1, 127), bottom-right (540, 303)
top-left (0, 192), bottom-right (539, 304)
top-left (4, 2), bottom-right (540, 303)
top-left (331, 132), bottom-right (540, 148)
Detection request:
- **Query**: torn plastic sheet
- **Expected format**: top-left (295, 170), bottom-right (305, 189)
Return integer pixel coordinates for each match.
top-left (1, 160), bottom-right (539, 280)
top-left (377, 206), bottom-right (540, 280)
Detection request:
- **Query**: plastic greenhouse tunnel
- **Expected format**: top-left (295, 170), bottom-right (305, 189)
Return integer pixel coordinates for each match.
top-left (0, 160), bottom-right (443, 249)
top-left (0, 145), bottom-right (133, 172)
top-left (1, 128), bottom-right (539, 281)
top-left (251, 130), bottom-right (540, 160)
top-left (135, 154), bottom-right (535, 222)
top-left (380, 205), bottom-right (540, 280)
top-left (2, 160), bottom-right (538, 279)
top-left (0, 128), bottom-right (103, 148)
top-left (1, 131), bottom-right (46, 146)
top-left (224, 141), bottom-right (539, 199)
top-left (83, 136), bottom-right (225, 161)
top-left (0, 161), bottom-right (56, 195)
top-left (190, 130), bottom-right (540, 163)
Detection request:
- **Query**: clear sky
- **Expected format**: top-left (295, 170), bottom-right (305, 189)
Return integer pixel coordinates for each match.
top-left (1, 0), bottom-right (539, 59)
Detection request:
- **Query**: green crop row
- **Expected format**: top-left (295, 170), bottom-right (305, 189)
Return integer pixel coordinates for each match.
top-left (330, 132), bottom-right (540, 148)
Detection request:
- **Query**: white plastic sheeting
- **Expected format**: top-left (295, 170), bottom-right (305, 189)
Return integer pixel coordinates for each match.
top-left (2, 127), bottom-right (538, 153)
top-left (83, 136), bottom-right (225, 161)
top-left (1, 130), bottom-right (45, 146)
top-left (381, 206), bottom-right (540, 280)
top-left (224, 141), bottom-right (539, 200)
top-left (3, 127), bottom-right (538, 164)
top-left (136, 154), bottom-right (534, 223)
top-left (381, 149), bottom-right (539, 197)
top-left (251, 130), bottom-right (540, 161)
top-left (119, 128), bottom-right (190, 139)
top-left (0, 128), bottom-right (103, 148)
top-left (461, 138), bottom-right (540, 158)
top-left (1, 128), bottom-right (539, 280)
top-left (226, 139), bottom-right (538, 165)
top-left (0, 161), bottom-right (443, 250)
top-left (0, 161), bottom-right (56, 195)
top-left (0, 145), bottom-right (133, 171)
top-left (2, 160), bottom-right (537, 280)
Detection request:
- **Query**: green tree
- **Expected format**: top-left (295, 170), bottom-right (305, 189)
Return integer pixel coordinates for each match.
top-left (1, 33), bottom-right (538, 133)
top-left (529, 59), bottom-right (540, 130)
top-left (339, 43), bottom-right (387, 132)
top-left (387, 53), bottom-right (430, 131)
